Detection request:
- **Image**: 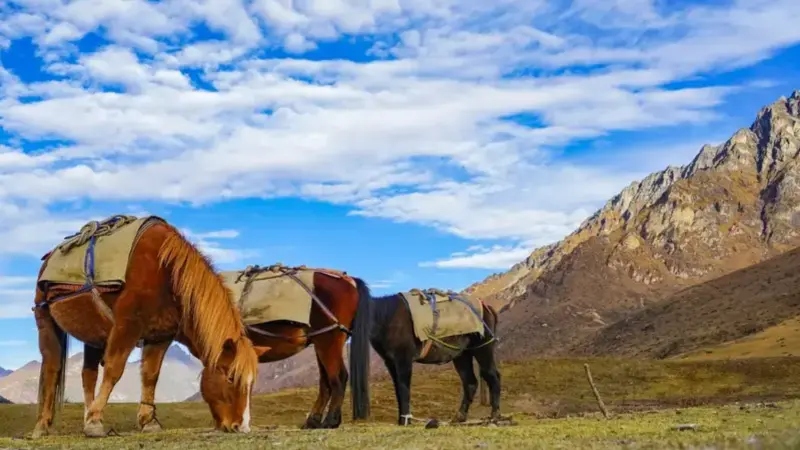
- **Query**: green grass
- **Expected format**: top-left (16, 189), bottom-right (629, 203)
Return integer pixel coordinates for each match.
top-left (4, 357), bottom-right (800, 448)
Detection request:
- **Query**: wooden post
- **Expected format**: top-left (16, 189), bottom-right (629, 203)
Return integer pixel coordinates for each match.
top-left (584, 363), bottom-right (610, 419)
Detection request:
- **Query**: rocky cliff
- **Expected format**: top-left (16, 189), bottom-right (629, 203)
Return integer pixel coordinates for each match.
top-left (463, 90), bottom-right (800, 359)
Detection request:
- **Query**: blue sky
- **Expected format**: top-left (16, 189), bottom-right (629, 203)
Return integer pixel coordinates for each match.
top-left (1, 0), bottom-right (800, 369)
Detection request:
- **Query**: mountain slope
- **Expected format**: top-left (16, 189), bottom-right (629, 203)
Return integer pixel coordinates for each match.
top-left (676, 316), bottom-right (800, 361)
top-left (0, 344), bottom-right (202, 404)
top-left (463, 90), bottom-right (800, 359)
top-left (573, 245), bottom-right (800, 359)
top-left (0, 368), bottom-right (10, 378)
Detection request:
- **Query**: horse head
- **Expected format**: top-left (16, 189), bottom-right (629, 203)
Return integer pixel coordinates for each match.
top-left (199, 337), bottom-right (270, 433)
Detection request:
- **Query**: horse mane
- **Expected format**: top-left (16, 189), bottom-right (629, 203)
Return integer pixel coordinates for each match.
top-left (156, 224), bottom-right (256, 391)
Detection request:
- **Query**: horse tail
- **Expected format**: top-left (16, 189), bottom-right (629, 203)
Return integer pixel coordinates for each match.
top-left (484, 302), bottom-right (499, 333)
top-left (349, 277), bottom-right (372, 420)
top-left (478, 301), bottom-right (498, 406)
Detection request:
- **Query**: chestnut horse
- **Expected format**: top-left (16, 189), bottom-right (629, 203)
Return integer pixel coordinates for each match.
top-left (368, 292), bottom-right (501, 425)
top-left (79, 264), bottom-right (372, 431)
top-left (31, 218), bottom-right (265, 438)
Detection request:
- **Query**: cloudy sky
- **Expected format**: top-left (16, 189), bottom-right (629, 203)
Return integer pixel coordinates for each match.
top-left (0, 0), bottom-right (799, 370)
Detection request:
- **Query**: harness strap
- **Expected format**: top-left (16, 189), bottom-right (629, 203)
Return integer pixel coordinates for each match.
top-left (246, 322), bottom-right (341, 342)
top-left (284, 270), bottom-right (351, 336)
top-left (33, 235), bottom-right (116, 327)
top-left (447, 295), bottom-right (498, 343)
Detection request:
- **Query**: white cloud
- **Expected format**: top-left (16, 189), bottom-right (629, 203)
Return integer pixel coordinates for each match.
top-left (0, 275), bottom-right (35, 319)
top-left (0, 0), bottom-right (798, 273)
top-left (420, 245), bottom-right (534, 270)
top-left (182, 228), bottom-right (257, 266)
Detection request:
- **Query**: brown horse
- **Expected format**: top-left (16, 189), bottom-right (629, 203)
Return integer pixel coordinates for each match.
top-left (80, 264), bottom-right (372, 431)
top-left (31, 217), bottom-right (266, 438)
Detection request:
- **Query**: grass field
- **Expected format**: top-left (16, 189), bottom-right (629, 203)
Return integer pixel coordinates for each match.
top-left (3, 357), bottom-right (800, 448)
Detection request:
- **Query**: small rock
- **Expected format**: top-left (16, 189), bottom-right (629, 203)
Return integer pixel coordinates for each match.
top-left (672, 424), bottom-right (700, 431)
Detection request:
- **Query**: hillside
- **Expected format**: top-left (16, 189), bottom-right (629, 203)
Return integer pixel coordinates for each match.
top-left (461, 90), bottom-right (800, 360)
top-left (677, 316), bottom-right (800, 361)
top-left (0, 345), bottom-right (201, 404)
top-left (573, 245), bottom-right (800, 358)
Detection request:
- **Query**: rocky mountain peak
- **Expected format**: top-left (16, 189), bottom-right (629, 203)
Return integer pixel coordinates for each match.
top-left (465, 90), bottom-right (800, 319)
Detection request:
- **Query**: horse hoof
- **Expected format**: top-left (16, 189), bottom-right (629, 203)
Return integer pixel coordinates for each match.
top-left (83, 421), bottom-right (106, 438)
top-left (452, 413), bottom-right (467, 423)
top-left (31, 425), bottom-right (50, 439)
top-left (141, 421), bottom-right (163, 433)
top-left (425, 419), bottom-right (440, 429)
top-left (321, 421), bottom-right (341, 429)
top-left (301, 415), bottom-right (323, 430)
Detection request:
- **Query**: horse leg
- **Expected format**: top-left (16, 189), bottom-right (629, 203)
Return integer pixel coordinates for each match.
top-left (392, 353), bottom-right (415, 426)
top-left (301, 353), bottom-right (330, 430)
top-left (82, 345), bottom-right (103, 422)
top-left (137, 340), bottom-right (171, 433)
top-left (372, 343), bottom-right (404, 420)
top-left (315, 333), bottom-right (349, 429)
top-left (452, 352), bottom-right (478, 423)
top-left (31, 307), bottom-right (68, 439)
top-left (474, 347), bottom-right (502, 421)
top-left (84, 321), bottom-right (141, 437)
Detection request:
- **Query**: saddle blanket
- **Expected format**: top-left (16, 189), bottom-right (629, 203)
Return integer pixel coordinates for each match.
top-left (222, 264), bottom-right (351, 327)
top-left (38, 215), bottom-right (164, 290)
top-left (400, 288), bottom-right (485, 342)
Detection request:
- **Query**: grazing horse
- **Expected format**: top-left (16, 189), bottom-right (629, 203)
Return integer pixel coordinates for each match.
top-left (30, 216), bottom-right (265, 438)
top-left (369, 289), bottom-right (501, 425)
top-left (81, 264), bottom-right (372, 431)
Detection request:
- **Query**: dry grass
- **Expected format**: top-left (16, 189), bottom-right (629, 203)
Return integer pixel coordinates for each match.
top-left (678, 317), bottom-right (800, 361)
top-left (3, 357), bottom-right (800, 448)
top-left (3, 401), bottom-right (800, 449)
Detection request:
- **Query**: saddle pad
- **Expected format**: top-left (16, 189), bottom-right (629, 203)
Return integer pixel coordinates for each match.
top-left (38, 216), bottom-right (163, 289)
top-left (400, 289), bottom-right (485, 342)
top-left (221, 267), bottom-right (317, 327)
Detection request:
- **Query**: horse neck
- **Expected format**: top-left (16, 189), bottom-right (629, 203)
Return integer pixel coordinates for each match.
top-left (158, 226), bottom-right (248, 370)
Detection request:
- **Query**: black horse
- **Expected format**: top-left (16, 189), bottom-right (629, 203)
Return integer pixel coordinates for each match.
top-left (368, 289), bottom-right (502, 425)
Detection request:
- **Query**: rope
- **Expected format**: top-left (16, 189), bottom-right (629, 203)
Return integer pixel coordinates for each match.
top-left (57, 215), bottom-right (138, 254)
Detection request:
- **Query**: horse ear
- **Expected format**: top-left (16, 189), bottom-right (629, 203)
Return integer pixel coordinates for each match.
top-left (222, 338), bottom-right (236, 353)
top-left (252, 346), bottom-right (271, 358)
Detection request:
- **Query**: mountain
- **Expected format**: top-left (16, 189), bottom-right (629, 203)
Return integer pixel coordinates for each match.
top-left (0, 344), bottom-right (202, 404)
top-left (463, 90), bottom-right (800, 360)
top-left (191, 345), bottom-right (390, 400)
top-left (572, 245), bottom-right (800, 359)
top-left (0, 395), bottom-right (10, 404)
top-left (0, 367), bottom-right (10, 378)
